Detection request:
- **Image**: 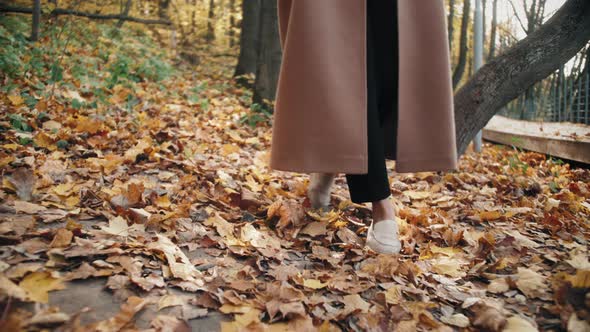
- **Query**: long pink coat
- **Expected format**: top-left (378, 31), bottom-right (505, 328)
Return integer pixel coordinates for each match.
top-left (269, 0), bottom-right (458, 174)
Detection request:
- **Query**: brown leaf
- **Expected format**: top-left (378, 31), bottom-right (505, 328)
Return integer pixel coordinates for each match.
top-left (150, 315), bottom-right (191, 332)
top-left (7, 168), bottom-right (36, 201)
top-left (50, 229), bottom-right (73, 248)
top-left (0, 274), bottom-right (29, 301)
top-left (88, 296), bottom-right (148, 331)
top-left (470, 302), bottom-right (507, 332)
top-left (147, 234), bottom-right (204, 284)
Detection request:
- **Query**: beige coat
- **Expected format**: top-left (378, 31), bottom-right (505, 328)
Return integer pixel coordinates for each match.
top-left (269, 0), bottom-right (458, 174)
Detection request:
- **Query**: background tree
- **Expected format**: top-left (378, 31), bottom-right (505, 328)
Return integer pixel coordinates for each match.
top-left (234, 0), bottom-right (260, 87)
top-left (452, 0), bottom-right (471, 89)
top-left (252, 0), bottom-right (280, 111)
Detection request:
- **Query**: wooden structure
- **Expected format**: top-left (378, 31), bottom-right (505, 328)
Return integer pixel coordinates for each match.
top-left (482, 115), bottom-right (590, 164)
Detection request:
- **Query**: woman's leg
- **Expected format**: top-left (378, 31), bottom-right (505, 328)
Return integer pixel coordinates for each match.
top-left (307, 172), bottom-right (336, 209)
top-left (344, 0), bottom-right (393, 204)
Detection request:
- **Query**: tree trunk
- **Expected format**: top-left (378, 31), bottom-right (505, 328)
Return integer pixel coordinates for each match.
top-left (117, 0), bottom-right (133, 28)
top-left (31, 0), bottom-right (41, 41)
top-left (454, 0), bottom-right (590, 156)
top-left (448, 0), bottom-right (455, 53)
top-left (234, 0), bottom-right (261, 87)
top-left (452, 0), bottom-right (471, 89)
top-left (252, 0), bottom-right (280, 111)
top-left (228, 0), bottom-right (236, 47)
top-left (205, 0), bottom-right (215, 42)
top-left (158, 0), bottom-right (170, 19)
top-left (488, 0), bottom-right (498, 59)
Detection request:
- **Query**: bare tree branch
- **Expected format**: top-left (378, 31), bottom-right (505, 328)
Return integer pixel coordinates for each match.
top-left (0, 4), bottom-right (172, 25)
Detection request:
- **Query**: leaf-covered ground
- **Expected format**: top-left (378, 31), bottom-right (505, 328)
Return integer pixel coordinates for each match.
top-left (1, 15), bottom-right (590, 332)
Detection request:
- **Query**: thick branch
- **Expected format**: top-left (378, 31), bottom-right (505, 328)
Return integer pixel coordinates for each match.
top-left (454, 0), bottom-right (590, 156)
top-left (0, 4), bottom-right (172, 25)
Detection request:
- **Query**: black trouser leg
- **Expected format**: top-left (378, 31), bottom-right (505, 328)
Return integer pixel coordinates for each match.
top-left (345, 0), bottom-right (397, 204)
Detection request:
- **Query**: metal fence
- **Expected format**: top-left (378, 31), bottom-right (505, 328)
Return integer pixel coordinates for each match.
top-left (499, 43), bottom-right (590, 125)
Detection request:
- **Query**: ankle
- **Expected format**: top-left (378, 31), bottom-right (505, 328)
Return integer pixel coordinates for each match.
top-left (309, 173), bottom-right (336, 193)
top-left (371, 195), bottom-right (396, 221)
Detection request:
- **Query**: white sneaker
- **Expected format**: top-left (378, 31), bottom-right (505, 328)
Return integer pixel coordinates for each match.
top-left (307, 173), bottom-right (336, 210)
top-left (365, 219), bottom-right (402, 254)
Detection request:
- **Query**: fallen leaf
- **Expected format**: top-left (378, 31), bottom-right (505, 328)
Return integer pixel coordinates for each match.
top-left (147, 234), bottom-right (203, 284)
top-left (14, 201), bottom-right (46, 214)
top-left (50, 229), bottom-right (73, 248)
top-left (7, 168), bottom-right (36, 201)
top-left (440, 313), bottom-right (470, 328)
top-left (18, 271), bottom-right (66, 303)
top-left (0, 274), bottom-right (29, 301)
top-left (515, 267), bottom-right (546, 298)
top-left (303, 279), bottom-right (327, 289)
top-left (487, 278), bottom-right (510, 294)
top-left (158, 295), bottom-right (186, 311)
top-left (89, 296), bottom-right (148, 331)
top-left (503, 315), bottom-right (538, 331)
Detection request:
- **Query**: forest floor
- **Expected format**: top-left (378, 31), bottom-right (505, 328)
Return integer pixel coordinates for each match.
top-left (0, 15), bottom-right (589, 332)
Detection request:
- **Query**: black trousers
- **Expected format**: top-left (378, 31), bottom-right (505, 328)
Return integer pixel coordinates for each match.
top-left (345, 0), bottom-right (398, 204)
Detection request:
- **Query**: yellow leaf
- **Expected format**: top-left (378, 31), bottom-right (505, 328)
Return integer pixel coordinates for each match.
top-left (221, 143), bottom-right (240, 156)
top-left (303, 279), bottom-right (327, 289)
top-left (75, 116), bottom-right (104, 134)
top-left (19, 271), bottom-right (65, 303)
top-left (2, 144), bottom-right (19, 151)
top-left (8, 94), bottom-right (24, 106)
top-left (34, 132), bottom-right (56, 150)
top-left (478, 210), bottom-right (503, 221)
top-left (383, 285), bottom-right (402, 305)
top-left (568, 270), bottom-right (590, 288)
top-left (52, 182), bottom-right (75, 196)
top-left (431, 256), bottom-right (467, 278)
top-left (155, 195), bottom-right (171, 209)
top-left (403, 190), bottom-right (431, 200)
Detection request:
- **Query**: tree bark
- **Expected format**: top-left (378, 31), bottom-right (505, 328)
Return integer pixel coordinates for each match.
top-left (454, 0), bottom-right (590, 156)
top-left (31, 0), bottom-right (41, 41)
top-left (488, 0), bottom-right (498, 59)
top-left (447, 0), bottom-right (455, 53)
top-left (205, 0), bottom-right (215, 42)
top-left (252, 0), bottom-right (280, 111)
top-left (452, 0), bottom-right (471, 89)
top-left (228, 0), bottom-right (236, 47)
top-left (234, 0), bottom-right (261, 86)
top-left (116, 0), bottom-right (133, 28)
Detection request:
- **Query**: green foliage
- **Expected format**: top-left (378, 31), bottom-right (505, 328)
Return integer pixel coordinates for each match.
top-left (18, 137), bottom-right (33, 146)
top-left (0, 17), bottom-right (29, 78)
top-left (240, 103), bottom-right (272, 128)
top-left (56, 140), bottom-right (69, 150)
top-left (9, 114), bottom-right (32, 132)
top-left (0, 15), bottom-right (177, 111)
top-left (507, 136), bottom-right (530, 175)
top-left (548, 181), bottom-right (560, 193)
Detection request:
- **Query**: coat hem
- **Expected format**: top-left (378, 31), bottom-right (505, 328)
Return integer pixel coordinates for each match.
top-left (268, 154), bottom-right (368, 174)
top-left (268, 154), bottom-right (458, 175)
